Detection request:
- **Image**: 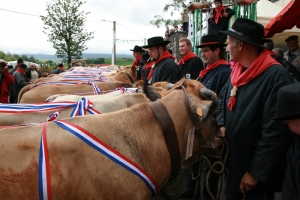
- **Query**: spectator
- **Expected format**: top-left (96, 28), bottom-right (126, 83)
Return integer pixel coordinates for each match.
top-left (273, 82), bottom-right (300, 199)
top-left (208, 0), bottom-right (235, 43)
top-left (51, 63), bottom-right (65, 74)
top-left (181, 9), bottom-right (189, 32)
top-left (10, 64), bottom-right (30, 103)
top-left (168, 28), bottom-right (176, 37)
top-left (263, 39), bottom-right (274, 51)
top-left (0, 59), bottom-right (14, 103)
top-left (284, 35), bottom-right (300, 72)
top-left (174, 25), bottom-right (179, 32)
top-left (25, 64), bottom-right (41, 84)
top-left (130, 45), bottom-right (144, 79)
top-left (272, 47), bottom-right (300, 82)
top-left (196, 34), bottom-right (231, 95)
top-left (179, 25), bottom-right (184, 31)
top-left (140, 51), bottom-right (153, 81)
top-left (11, 58), bottom-right (24, 75)
top-left (177, 37), bottom-right (204, 80)
top-left (142, 36), bottom-right (179, 84)
top-left (218, 18), bottom-right (294, 199)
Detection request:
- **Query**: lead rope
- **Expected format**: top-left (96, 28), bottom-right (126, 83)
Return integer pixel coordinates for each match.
top-left (192, 139), bottom-right (228, 200)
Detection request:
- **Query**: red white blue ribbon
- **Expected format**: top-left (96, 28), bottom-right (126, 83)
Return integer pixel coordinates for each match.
top-left (54, 120), bottom-right (158, 195)
top-left (115, 87), bottom-right (137, 94)
top-left (88, 81), bottom-right (103, 95)
top-left (70, 98), bottom-right (100, 117)
top-left (47, 111), bottom-right (60, 121)
top-left (38, 123), bottom-right (52, 200)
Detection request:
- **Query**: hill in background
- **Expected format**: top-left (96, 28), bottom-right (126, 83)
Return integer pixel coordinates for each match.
top-left (29, 53), bottom-right (133, 62)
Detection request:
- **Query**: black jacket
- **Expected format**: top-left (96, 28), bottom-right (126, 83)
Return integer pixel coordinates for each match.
top-left (150, 58), bottom-right (179, 84)
top-left (178, 56), bottom-right (204, 80)
top-left (217, 64), bottom-right (294, 191)
top-left (198, 64), bottom-right (231, 95)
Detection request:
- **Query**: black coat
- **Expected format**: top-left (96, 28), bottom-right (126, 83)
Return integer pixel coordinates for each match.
top-left (282, 135), bottom-right (300, 199)
top-left (208, 7), bottom-right (235, 43)
top-left (178, 56), bottom-right (204, 80)
top-left (25, 68), bottom-right (41, 81)
top-left (217, 64), bottom-right (294, 191)
top-left (198, 64), bottom-right (231, 95)
top-left (150, 58), bottom-right (179, 84)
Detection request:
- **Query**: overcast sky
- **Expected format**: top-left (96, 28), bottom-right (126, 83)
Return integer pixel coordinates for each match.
top-left (0, 0), bottom-right (179, 56)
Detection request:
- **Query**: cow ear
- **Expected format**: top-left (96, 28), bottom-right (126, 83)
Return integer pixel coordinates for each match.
top-left (131, 65), bottom-right (136, 74)
top-left (143, 82), bottom-right (161, 101)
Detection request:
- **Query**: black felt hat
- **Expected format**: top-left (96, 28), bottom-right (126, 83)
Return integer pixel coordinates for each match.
top-left (273, 82), bottom-right (300, 120)
top-left (57, 63), bottom-right (64, 67)
top-left (140, 51), bottom-right (151, 63)
top-left (142, 36), bottom-right (170, 48)
top-left (195, 34), bottom-right (227, 48)
top-left (214, 0), bottom-right (223, 3)
top-left (285, 35), bottom-right (298, 42)
top-left (220, 18), bottom-right (265, 48)
top-left (130, 45), bottom-right (144, 52)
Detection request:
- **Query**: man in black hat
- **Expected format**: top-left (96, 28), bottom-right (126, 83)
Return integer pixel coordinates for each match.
top-left (10, 63), bottom-right (30, 103)
top-left (273, 82), bottom-right (300, 199)
top-left (196, 34), bottom-right (231, 95)
top-left (217, 18), bottom-right (294, 199)
top-left (208, 0), bottom-right (235, 43)
top-left (283, 35), bottom-right (300, 72)
top-left (142, 36), bottom-right (179, 84)
top-left (130, 45), bottom-right (144, 80)
top-left (51, 63), bottom-right (65, 74)
top-left (177, 37), bottom-right (204, 80)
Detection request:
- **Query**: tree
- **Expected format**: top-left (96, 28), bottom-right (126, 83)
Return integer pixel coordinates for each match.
top-left (41, 0), bottom-right (94, 68)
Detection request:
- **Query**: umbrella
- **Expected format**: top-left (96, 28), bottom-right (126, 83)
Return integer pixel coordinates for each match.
top-left (264, 0), bottom-right (300, 38)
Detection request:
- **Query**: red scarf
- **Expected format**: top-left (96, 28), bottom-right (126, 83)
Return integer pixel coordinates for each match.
top-left (147, 50), bottom-right (174, 80)
top-left (199, 59), bottom-right (229, 78)
top-left (133, 55), bottom-right (142, 66)
top-left (16, 67), bottom-right (25, 77)
top-left (227, 49), bottom-right (279, 111)
top-left (215, 6), bottom-right (225, 24)
top-left (178, 51), bottom-right (197, 65)
top-left (142, 62), bottom-right (153, 80)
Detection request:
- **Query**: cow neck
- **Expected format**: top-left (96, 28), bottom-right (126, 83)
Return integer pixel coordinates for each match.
top-left (148, 100), bottom-right (181, 178)
top-left (124, 71), bottom-right (135, 85)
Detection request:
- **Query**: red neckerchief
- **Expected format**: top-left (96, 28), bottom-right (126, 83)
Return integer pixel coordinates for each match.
top-left (199, 59), bottom-right (229, 78)
top-left (133, 55), bottom-right (142, 66)
top-left (16, 67), bottom-right (25, 77)
top-left (59, 66), bottom-right (64, 71)
top-left (178, 51), bottom-right (197, 65)
top-left (143, 62), bottom-right (153, 71)
top-left (227, 49), bottom-right (279, 111)
top-left (215, 6), bottom-right (225, 24)
top-left (147, 50), bottom-right (174, 80)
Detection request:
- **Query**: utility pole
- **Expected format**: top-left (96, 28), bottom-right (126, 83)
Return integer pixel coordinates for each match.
top-left (112, 21), bottom-right (116, 65)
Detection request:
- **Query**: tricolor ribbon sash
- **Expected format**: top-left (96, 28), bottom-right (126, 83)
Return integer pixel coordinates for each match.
top-left (38, 123), bottom-right (52, 200)
top-left (70, 98), bottom-right (100, 117)
top-left (115, 87), bottom-right (137, 94)
top-left (54, 120), bottom-right (158, 195)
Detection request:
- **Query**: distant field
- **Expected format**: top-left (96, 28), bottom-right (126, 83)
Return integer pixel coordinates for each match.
top-left (104, 58), bottom-right (134, 66)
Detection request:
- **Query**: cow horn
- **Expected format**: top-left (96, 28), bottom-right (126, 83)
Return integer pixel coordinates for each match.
top-left (167, 83), bottom-right (174, 90)
top-left (199, 88), bottom-right (217, 101)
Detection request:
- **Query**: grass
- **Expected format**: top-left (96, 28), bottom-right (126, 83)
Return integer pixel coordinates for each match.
top-left (104, 57), bottom-right (134, 66)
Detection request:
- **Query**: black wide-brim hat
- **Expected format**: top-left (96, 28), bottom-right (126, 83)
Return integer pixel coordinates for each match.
top-left (57, 63), bottom-right (64, 67)
top-left (142, 36), bottom-right (170, 48)
top-left (273, 82), bottom-right (300, 120)
top-left (140, 51), bottom-right (151, 63)
top-left (130, 45), bottom-right (144, 52)
top-left (195, 34), bottom-right (227, 48)
top-left (220, 18), bottom-right (265, 48)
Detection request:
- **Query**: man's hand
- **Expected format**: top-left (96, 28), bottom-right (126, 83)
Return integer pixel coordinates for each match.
top-left (223, 12), bottom-right (228, 17)
top-left (239, 172), bottom-right (258, 194)
top-left (220, 126), bottom-right (226, 137)
top-left (3, 66), bottom-right (9, 72)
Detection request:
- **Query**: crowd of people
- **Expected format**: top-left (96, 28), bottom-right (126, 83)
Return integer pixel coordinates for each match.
top-left (0, 59), bottom-right (64, 103)
top-left (129, 12), bottom-right (300, 198)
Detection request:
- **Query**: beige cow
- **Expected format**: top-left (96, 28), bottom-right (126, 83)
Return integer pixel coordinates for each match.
top-left (0, 79), bottom-right (220, 199)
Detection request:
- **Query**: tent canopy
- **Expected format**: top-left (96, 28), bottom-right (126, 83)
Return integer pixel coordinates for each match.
top-left (264, 0), bottom-right (300, 38)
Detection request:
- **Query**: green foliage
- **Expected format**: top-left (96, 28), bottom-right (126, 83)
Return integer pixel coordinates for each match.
top-left (85, 57), bottom-right (105, 64)
top-left (40, 0), bottom-right (94, 69)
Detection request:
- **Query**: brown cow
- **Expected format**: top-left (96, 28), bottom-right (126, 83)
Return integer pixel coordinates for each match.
top-left (18, 81), bottom-right (130, 103)
top-left (0, 79), bottom-right (219, 199)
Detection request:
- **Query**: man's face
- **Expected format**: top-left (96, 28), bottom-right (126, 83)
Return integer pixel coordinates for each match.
top-left (284, 118), bottom-right (300, 136)
top-left (148, 46), bottom-right (161, 62)
top-left (30, 65), bottom-right (36, 71)
top-left (215, 2), bottom-right (222, 10)
top-left (179, 41), bottom-right (191, 56)
top-left (201, 46), bottom-right (219, 64)
top-left (287, 39), bottom-right (299, 53)
top-left (133, 51), bottom-right (141, 59)
top-left (226, 36), bottom-right (240, 62)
